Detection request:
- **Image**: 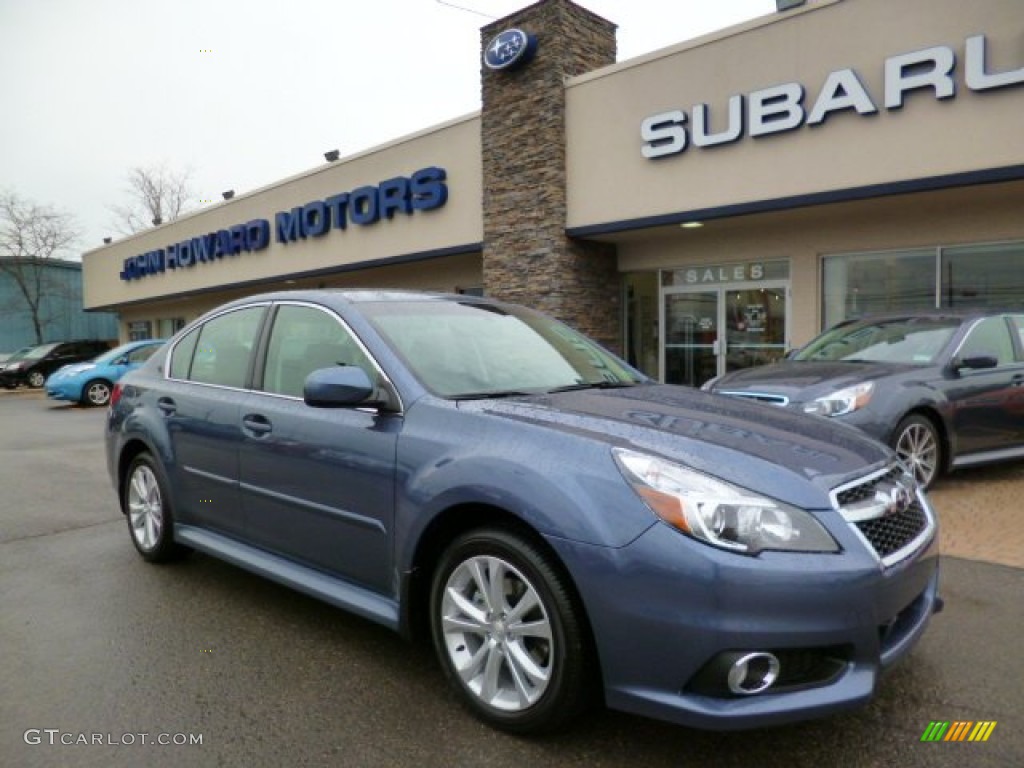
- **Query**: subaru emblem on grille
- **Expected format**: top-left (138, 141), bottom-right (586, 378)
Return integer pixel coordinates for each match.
top-left (876, 484), bottom-right (912, 516)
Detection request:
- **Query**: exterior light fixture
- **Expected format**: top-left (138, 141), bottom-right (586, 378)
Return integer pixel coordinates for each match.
top-left (324, 150), bottom-right (340, 162)
top-left (222, 190), bottom-right (235, 200)
top-left (680, 221), bottom-right (704, 229)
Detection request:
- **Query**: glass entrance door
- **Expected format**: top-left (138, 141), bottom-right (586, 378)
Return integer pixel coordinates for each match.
top-left (663, 291), bottom-right (719, 388)
top-left (662, 285), bottom-right (788, 387)
top-left (724, 287), bottom-right (788, 374)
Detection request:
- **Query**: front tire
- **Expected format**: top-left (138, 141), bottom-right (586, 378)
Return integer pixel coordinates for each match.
top-left (82, 379), bottom-right (112, 407)
top-left (429, 528), bottom-right (593, 735)
top-left (893, 414), bottom-right (942, 490)
top-left (27, 370), bottom-right (45, 388)
top-left (123, 453), bottom-right (187, 562)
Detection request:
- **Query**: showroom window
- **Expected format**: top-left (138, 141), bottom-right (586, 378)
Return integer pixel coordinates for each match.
top-left (822, 240), bottom-right (1024, 329)
top-left (127, 321), bottom-right (153, 341)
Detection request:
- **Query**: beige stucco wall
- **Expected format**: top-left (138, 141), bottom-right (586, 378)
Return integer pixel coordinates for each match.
top-left (114, 251), bottom-right (482, 341)
top-left (83, 114), bottom-right (483, 311)
top-left (565, 0), bottom-right (1024, 229)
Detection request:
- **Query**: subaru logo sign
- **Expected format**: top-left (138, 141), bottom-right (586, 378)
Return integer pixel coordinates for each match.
top-left (483, 28), bottom-right (537, 71)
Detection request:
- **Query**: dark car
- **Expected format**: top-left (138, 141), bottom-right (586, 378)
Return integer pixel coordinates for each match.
top-left (106, 290), bottom-right (939, 734)
top-left (0, 339), bottom-right (112, 389)
top-left (704, 310), bottom-right (1024, 488)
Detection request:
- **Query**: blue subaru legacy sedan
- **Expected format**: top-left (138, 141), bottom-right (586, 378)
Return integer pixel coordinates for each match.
top-left (105, 290), bottom-right (940, 735)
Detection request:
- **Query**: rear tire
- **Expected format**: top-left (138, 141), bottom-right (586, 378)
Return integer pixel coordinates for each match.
top-left (27, 370), bottom-right (45, 388)
top-left (892, 414), bottom-right (942, 490)
top-left (429, 528), bottom-right (593, 735)
top-left (123, 453), bottom-right (188, 562)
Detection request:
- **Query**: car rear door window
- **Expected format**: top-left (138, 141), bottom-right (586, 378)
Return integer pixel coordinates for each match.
top-left (1011, 316), bottom-right (1024, 362)
top-left (170, 307), bottom-right (265, 388)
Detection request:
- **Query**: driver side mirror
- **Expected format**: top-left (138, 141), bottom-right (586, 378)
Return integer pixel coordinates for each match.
top-left (952, 352), bottom-right (999, 372)
top-left (303, 365), bottom-right (397, 411)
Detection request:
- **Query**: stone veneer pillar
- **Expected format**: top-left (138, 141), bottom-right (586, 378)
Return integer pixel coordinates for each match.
top-left (480, 0), bottom-right (621, 351)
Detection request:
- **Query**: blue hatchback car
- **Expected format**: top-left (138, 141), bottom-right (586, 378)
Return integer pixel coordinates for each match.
top-left (105, 291), bottom-right (940, 734)
top-left (46, 340), bottom-right (164, 406)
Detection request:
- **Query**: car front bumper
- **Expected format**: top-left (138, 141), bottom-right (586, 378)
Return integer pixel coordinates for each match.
top-left (548, 518), bottom-right (940, 730)
top-left (45, 380), bottom-right (82, 402)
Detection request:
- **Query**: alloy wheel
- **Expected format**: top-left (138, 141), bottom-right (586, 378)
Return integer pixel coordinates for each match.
top-left (85, 381), bottom-right (111, 406)
top-left (439, 554), bottom-right (553, 712)
top-left (895, 420), bottom-right (939, 488)
top-left (128, 464), bottom-right (164, 552)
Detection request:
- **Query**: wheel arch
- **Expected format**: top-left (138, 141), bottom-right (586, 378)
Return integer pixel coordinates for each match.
top-left (892, 406), bottom-right (952, 475)
top-left (400, 503), bottom-right (602, 686)
top-left (115, 438), bottom-right (157, 514)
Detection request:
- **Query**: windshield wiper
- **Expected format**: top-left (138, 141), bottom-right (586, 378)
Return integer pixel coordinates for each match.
top-left (449, 390), bottom-right (537, 401)
top-left (545, 381), bottom-right (637, 394)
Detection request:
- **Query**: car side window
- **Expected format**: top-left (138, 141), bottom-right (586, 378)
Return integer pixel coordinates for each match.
top-left (1011, 316), bottom-right (1024, 362)
top-left (127, 345), bottom-right (159, 365)
top-left (261, 304), bottom-right (373, 398)
top-left (169, 327), bottom-right (200, 380)
top-left (959, 317), bottom-right (1015, 366)
top-left (171, 307), bottom-right (265, 388)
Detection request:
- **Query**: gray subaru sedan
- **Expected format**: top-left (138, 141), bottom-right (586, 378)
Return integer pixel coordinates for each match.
top-left (106, 290), bottom-right (940, 734)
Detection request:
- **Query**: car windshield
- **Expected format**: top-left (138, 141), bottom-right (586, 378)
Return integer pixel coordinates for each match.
top-left (24, 343), bottom-right (59, 360)
top-left (795, 317), bottom-right (962, 364)
top-left (362, 300), bottom-right (645, 398)
top-left (92, 345), bottom-right (136, 365)
top-left (3, 347), bottom-right (34, 363)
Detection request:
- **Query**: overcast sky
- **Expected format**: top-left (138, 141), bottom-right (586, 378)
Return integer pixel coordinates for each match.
top-left (0, 0), bottom-right (776, 253)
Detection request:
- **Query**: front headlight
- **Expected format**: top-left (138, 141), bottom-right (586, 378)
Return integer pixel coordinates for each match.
top-left (613, 448), bottom-right (838, 555)
top-left (803, 381), bottom-right (874, 417)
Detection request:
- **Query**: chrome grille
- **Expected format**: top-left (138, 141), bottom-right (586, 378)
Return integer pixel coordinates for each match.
top-left (856, 501), bottom-right (929, 560)
top-left (718, 390), bottom-right (789, 406)
top-left (831, 465), bottom-right (935, 567)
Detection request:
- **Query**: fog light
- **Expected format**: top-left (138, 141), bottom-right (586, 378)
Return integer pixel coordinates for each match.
top-left (727, 652), bottom-right (780, 695)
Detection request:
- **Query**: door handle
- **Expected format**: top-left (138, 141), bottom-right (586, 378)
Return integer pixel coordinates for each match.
top-left (242, 413), bottom-right (272, 436)
top-left (156, 397), bottom-right (176, 417)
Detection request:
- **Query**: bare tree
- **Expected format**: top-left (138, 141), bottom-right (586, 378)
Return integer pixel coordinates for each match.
top-left (109, 163), bottom-right (195, 234)
top-left (0, 190), bottom-right (82, 344)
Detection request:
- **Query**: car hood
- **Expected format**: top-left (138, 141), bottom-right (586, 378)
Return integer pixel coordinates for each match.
top-left (709, 360), bottom-right (920, 403)
top-left (462, 384), bottom-right (894, 509)
top-left (50, 363), bottom-right (93, 379)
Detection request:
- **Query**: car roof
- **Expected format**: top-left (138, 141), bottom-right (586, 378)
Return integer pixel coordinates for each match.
top-left (217, 289), bottom-right (493, 309)
top-left (838, 308), bottom-right (1021, 324)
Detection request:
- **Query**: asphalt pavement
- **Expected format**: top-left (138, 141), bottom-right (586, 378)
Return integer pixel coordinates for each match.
top-left (1, 390), bottom-right (1021, 767)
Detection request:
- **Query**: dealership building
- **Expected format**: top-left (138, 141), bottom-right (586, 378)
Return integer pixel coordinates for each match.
top-left (82, 0), bottom-right (1024, 387)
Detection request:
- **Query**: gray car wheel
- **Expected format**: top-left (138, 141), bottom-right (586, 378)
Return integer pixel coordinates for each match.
top-left (893, 414), bottom-right (941, 490)
top-left (27, 370), bottom-right (46, 388)
top-left (430, 528), bottom-right (593, 734)
top-left (124, 453), bottom-right (187, 562)
top-left (83, 379), bottom-right (112, 407)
